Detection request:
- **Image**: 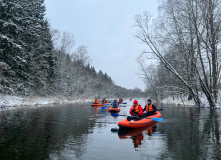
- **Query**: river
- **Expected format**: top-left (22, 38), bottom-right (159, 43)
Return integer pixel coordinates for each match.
top-left (0, 101), bottom-right (220, 160)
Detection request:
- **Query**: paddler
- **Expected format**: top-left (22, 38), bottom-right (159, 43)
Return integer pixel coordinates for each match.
top-left (143, 99), bottom-right (157, 117)
top-left (111, 99), bottom-right (119, 108)
top-left (119, 98), bottom-right (123, 103)
top-left (94, 98), bottom-right (99, 104)
top-left (102, 98), bottom-right (107, 104)
top-left (128, 99), bottom-right (143, 121)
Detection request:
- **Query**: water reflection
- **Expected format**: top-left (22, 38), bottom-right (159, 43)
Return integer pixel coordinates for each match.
top-left (158, 106), bottom-right (221, 160)
top-left (118, 122), bottom-right (158, 149)
top-left (0, 103), bottom-right (221, 160)
top-left (0, 104), bottom-right (98, 160)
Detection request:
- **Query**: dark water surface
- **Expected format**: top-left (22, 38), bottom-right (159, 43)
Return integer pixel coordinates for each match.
top-left (0, 102), bottom-right (220, 160)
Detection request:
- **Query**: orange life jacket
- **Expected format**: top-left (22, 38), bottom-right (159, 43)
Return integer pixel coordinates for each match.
top-left (102, 99), bottom-right (107, 103)
top-left (94, 99), bottom-right (99, 104)
top-left (146, 104), bottom-right (154, 112)
top-left (112, 101), bottom-right (118, 107)
top-left (132, 104), bottom-right (141, 116)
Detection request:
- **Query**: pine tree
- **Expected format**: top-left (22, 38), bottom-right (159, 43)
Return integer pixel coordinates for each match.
top-left (0, 0), bottom-right (30, 94)
top-left (0, 0), bottom-right (55, 94)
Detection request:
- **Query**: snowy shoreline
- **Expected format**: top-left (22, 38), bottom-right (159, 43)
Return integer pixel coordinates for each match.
top-left (159, 97), bottom-right (195, 106)
top-left (0, 94), bottom-right (95, 110)
top-left (159, 93), bottom-right (221, 108)
top-left (1, 94), bottom-right (220, 111)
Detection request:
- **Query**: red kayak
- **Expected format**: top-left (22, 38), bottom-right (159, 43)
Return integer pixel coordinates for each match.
top-left (108, 107), bottom-right (120, 112)
top-left (118, 111), bottom-right (161, 129)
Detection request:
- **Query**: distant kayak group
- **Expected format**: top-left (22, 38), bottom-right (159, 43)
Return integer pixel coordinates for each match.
top-left (91, 98), bottom-right (123, 107)
top-left (90, 98), bottom-right (162, 129)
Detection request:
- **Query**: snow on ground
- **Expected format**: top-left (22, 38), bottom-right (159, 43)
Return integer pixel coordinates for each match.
top-left (0, 94), bottom-right (94, 110)
top-left (1, 93), bottom-right (220, 111)
top-left (160, 96), bottom-right (195, 106)
top-left (160, 91), bottom-right (221, 108)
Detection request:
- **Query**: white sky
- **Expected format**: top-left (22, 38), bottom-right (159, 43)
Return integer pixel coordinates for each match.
top-left (44, 0), bottom-right (159, 90)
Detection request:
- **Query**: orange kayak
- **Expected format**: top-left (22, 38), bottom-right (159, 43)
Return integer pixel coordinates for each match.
top-left (108, 107), bottom-right (120, 112)
top-left (118, 111), bottom-right (161, 129)
top-left (91, 103), bottom-right (109, 106)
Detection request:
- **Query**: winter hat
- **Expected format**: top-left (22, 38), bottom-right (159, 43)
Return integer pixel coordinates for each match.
top-left (148, 99), bottom-right (151, 102)
top-left (133, 99), bottom-right (138, 104)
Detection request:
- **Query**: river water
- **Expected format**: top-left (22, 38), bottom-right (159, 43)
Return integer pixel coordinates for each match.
top-left (0, 101), bottom-right (220, 160)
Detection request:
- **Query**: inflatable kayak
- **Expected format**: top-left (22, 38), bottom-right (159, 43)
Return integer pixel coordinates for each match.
top-left (108, 107), bottom-right (120, 112)
top-left (118, 111), bottom-right (161, 129)
top-left (91, 103), bottom-right (109, 106)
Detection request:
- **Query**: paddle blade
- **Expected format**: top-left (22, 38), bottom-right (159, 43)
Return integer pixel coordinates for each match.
top-left (103, 104), bottom-right (108, 106)
top-left (111, 112), bottom-right (119, 117)
top-left (101, 107), bottom-right (106, 110)
top-left (150, 118), bottom-right (163, 121)
top-left (122, 103), bottom-right (127, 104)
top-left (88, 102), bottom-right (92, 104)
top-left (111, 128), bottom-right (118, 132)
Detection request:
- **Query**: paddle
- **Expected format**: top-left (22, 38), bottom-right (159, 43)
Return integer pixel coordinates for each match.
top-left (112, 109), bottom-right (163, 116)
top-left (88, 102), bottom-right (92, 104)
top-left (111, 113), bottom-right (163, 121)
top-left (128, 116), bottom-right (163, 121)
top-left (111, 109), bottom-right (164, 121)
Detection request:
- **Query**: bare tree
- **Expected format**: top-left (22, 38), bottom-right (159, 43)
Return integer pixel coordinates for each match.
top-left (134, 12), bottom-right (203, 107)
top-left (135, 0), bottom-right (221, 107)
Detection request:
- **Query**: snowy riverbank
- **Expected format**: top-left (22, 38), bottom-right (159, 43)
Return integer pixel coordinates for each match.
top-left (160, 96), bottom-right (195, 106)
top-left (160, 92), bottom-right (221, 108)
top-left (1, 93), bottom-right (221, 111)
top-left (0, 94), bottom-right (94, 110)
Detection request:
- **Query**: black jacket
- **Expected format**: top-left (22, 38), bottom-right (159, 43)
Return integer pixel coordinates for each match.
top-left (143, 104), bottom-right (157, 112)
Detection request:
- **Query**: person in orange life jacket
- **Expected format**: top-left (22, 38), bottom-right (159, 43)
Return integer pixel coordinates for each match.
top-left (143, 99), bottom-right (157, 117)
top-left (102, 98), bottom-right (107, 104)
top-left (111, 99), bottom-right (119, 108)
top-left (119, 98), bottom-right (123, 103)
top-left (94, 98), bottom-right (99, 104)
top-left (127, 99), bottom-right (143, 121)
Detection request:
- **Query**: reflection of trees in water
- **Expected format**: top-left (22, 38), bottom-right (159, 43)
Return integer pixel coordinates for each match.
top-left (0, 104), bottom-right (98, 160)
top-left (200, 109), bottom-right (220, 159)
top-left (158, 106), bottom-right (221, 160)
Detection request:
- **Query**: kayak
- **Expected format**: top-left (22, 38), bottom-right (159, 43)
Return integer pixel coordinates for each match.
top-left (108, 107), bottom-right (120, 112)
top-left (91, 103), bottom-right (109, 106)
top-left (118, 111), bottom-right (161, 129)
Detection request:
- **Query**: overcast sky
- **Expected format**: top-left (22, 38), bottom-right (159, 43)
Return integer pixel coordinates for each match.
top-left (44, 0), bottom-right (159, 90)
